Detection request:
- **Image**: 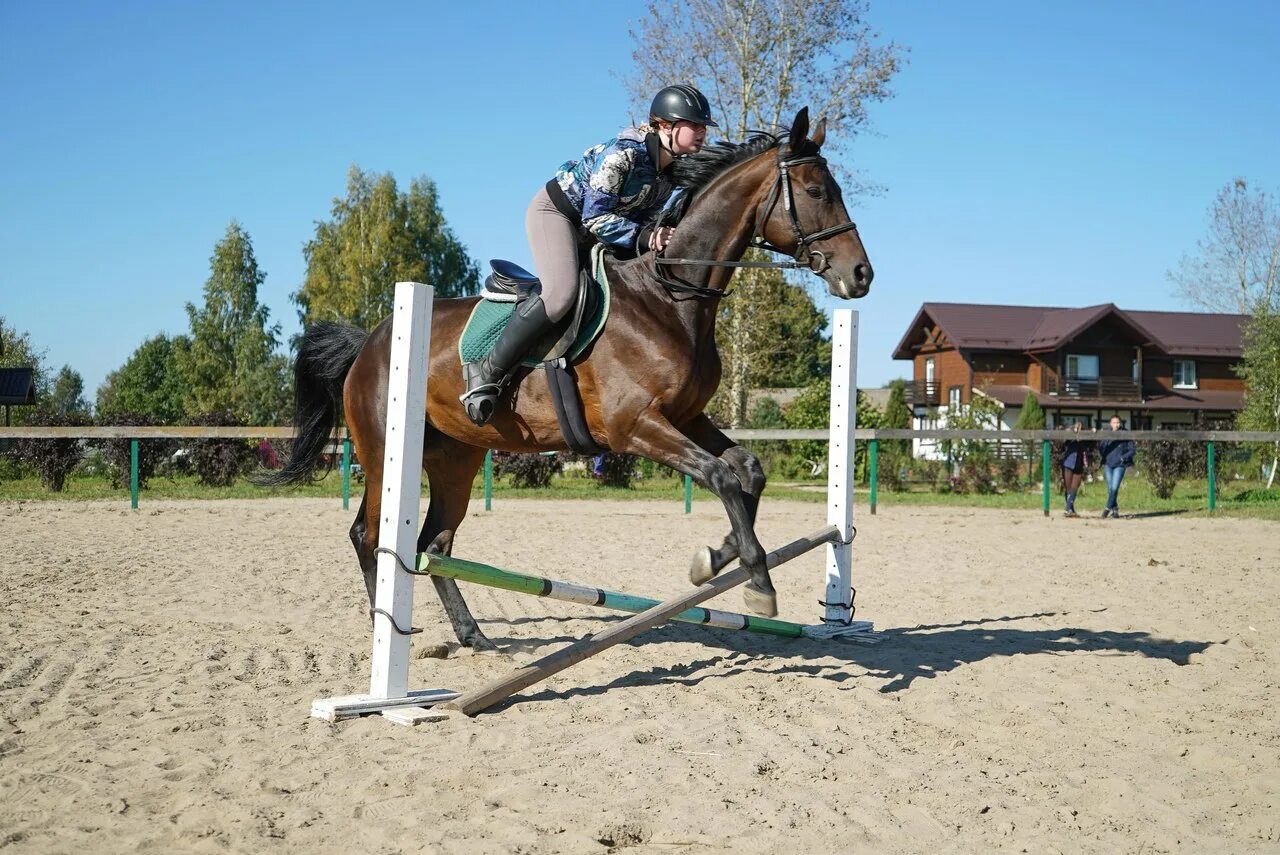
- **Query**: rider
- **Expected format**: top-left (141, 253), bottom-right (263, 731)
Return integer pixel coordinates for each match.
top-left (460, 83), bottom-right (718, 426)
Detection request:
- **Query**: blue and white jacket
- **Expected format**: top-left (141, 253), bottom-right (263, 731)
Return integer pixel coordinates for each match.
top-left (546, 128), bottom-right (682, 254)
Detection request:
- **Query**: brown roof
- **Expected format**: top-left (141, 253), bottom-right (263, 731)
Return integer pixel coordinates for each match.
top-left (893, 302), bottom-right (1247, 360)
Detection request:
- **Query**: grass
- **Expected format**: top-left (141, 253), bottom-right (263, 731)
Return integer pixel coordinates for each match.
top-left (2, 465), bottom-right (1277, 520)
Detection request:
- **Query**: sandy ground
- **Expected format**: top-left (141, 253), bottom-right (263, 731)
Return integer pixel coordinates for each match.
top-left (1, 496), bottom-right (1277, 854)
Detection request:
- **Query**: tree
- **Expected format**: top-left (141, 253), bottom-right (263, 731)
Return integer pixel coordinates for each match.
top-left (1014, 391), bottom-right (1046, 481)
top-left (47, 366), bottom-right (89, 417)
top-left (1168, 178), bottom-right (1280, 314)
top-left (625, 0), bottom-right (904, 426)
top-left (878, 379), bottom-right (911, 490)
top-left (784, 377), bottom-right (881, 481)
top-left (0, 316), bottom-right (50, 426)
top-left (96, 334), bottom-right (191, 423)
top-left (296, 166), bottom-right (481, 331)
top-left (1236, 303), bottom-right (1280, 488)
top-left (177, 222), bottom-right (289, 423)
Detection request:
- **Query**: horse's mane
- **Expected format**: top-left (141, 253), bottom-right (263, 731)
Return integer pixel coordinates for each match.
top-left (669, 130), bottom-right (785, 193)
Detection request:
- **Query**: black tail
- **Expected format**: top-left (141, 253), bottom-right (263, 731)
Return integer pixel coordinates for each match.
top-left (257, 321), bottom-right (369, 488)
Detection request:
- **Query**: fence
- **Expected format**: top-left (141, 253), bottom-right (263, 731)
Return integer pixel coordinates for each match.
top-left (2, 426), bottom-right (1277, 515)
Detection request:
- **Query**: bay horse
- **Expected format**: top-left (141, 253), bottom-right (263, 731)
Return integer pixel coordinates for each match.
top-left (265, 108), bottom-right (873, 650)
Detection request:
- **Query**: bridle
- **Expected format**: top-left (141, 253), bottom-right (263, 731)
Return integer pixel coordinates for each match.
top-left (651, 142), bottom-right (860, 300)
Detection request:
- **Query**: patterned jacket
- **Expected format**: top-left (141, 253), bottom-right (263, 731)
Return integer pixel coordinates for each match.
top-left (545, 128), bottom-right (681, 254)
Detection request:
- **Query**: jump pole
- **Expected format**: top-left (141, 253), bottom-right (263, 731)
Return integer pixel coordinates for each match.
top-left (418, 551), bottom-right (832, 638)
top-left (311, 282), bottom-right (461, 725)
top-left (442, 525), bottom-right (842, 716)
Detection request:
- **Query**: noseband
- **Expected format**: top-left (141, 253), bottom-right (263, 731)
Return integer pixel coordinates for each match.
top-left (652, 143), bottom-right (860, 299)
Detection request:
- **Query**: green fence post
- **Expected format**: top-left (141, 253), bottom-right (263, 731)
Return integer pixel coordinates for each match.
top-left (684, 474), bottom-right (692, 514)
top-left (130, 439), bottom-right (139, 510)
top-left (868, 439), bottom-right (879, 515)
top-left (341, 437), bottom-right (351, 511)
top-left (1207, 441), bottom-right (1216, 513)
top-left (484, 449), bottom-right (493, 511)
top-left (1042, 439), bottom-right (1051, 517)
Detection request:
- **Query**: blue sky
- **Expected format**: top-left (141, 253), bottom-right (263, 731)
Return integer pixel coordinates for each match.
top-left (2, 1), bottom-right (1278, 400)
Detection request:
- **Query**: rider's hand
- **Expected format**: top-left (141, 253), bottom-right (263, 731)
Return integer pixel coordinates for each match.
top-left (649, 226), bottom-right (675, 252)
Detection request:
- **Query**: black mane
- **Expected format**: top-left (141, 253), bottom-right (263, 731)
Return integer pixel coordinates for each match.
top-left (669, 130), bottom-right (784, 193)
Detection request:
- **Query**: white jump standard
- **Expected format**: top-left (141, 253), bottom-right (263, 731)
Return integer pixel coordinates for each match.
top-left (311, 283), bottom-right (874, 724)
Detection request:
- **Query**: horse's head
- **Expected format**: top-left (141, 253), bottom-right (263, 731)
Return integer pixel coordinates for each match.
top-left (756, 108), bottom-right (873, 299)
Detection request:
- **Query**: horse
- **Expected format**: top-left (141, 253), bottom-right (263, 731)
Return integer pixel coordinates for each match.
top-left (264, 107), bottom-right (873, 651)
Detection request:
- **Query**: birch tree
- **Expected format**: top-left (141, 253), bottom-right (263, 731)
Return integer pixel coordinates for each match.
top-left (625, 0), bottom-right (903, 425)
top-left (1169, 179), bottom-right (1280, 314)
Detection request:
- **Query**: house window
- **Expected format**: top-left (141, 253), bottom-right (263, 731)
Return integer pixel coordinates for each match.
top-left (1132, 359), bottom-right (1140, 382)
top-left (924, 357), bottom-right (935, 384)
top-left (1173, 360), bottom-right (1197, 389)
top-left (948, 386), bottom-right (962, 409)
top-left (1057, 414), bottom-right (1092, 429)
top-left (1065, 354), bottom-right (1099, 379)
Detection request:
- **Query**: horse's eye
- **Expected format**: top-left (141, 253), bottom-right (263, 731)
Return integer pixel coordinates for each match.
top-left (805, 186), bottom-right (824, 199)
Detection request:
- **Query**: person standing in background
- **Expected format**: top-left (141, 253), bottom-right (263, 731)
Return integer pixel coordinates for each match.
top-left (1060, 422), bottom-right (1089, 518)
top-left (1098, 415), bottom-right (1137, 518)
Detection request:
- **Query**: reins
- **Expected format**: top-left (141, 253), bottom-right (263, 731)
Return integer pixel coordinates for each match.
top-left (651, 142), bottom-right (860, 301)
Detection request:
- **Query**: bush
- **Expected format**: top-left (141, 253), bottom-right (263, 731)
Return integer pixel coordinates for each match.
top-left (1140, 439), bottom-right (1197, 499)
top-left (996, 455), bottom-right (1022, 492)
top-left (94, 412), bottom-right (177, 489)
top-left (185, 411), bottom-right (258, 487)
top-left (955, 458), bottom-right (996, 494)
top-left (595, 452), bottom-right (639, 489)
top-left (747, 396), bottom-right (785, 429)
top-left (12, 410), bottom-right (92, 491)
top-left (492, 451), bottom-right (562, 488)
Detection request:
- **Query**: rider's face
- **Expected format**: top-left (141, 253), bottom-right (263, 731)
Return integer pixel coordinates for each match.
top-left (667, 121), bottom-right (707, 154)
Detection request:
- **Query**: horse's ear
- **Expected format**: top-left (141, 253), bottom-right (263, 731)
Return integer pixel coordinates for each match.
top-left (791, 107), bottom-right (810, 144)
top-left (811, 117), bottom-right (827, 147)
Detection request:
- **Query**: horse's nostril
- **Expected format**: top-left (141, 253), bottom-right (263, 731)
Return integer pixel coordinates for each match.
top-left (854, 264), bottom-right (873, 286)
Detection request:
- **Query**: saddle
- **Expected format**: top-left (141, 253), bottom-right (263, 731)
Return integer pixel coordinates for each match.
top-left (478, 258), bottom-right (600, 365)
top-left (460, 248), bottom-right (611, 454)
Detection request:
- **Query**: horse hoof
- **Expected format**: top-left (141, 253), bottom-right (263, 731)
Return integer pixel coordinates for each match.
top-left (743, 587), bottom-right (778, 618)
top-left (465, 634), bottom-right (499, 653)
top-left (690, 546), bottom-right (715, 586)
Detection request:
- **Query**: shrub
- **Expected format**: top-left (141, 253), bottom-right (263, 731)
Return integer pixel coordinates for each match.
top-left (1140, 439), bottom-right (1197, 499)
top-left (12, 410), bottom-right (92, 491)
top-left (996, 455), bottom-right (1022, 492)
top-left (955, 458), bottom-right (996, 494)
top-left (595, 452), bottom-right (639, 489)
top-left (492, 451), bottom-right (562, 488)
top-left (185, 410), bottom-right (258, 487)
top-left (93, 412), bottom-right (177, 489)
top-left (747, 396), bottom-right (785, 429)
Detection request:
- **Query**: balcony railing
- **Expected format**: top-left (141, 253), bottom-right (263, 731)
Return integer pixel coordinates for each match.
top-left (1047, 376), bottom-right (1141, 400)
top-left (906, 380), bottom-right (940, 406)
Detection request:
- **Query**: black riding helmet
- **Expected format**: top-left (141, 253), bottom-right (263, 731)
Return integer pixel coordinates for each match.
top-left (649, 84), bottom-right (718, 127)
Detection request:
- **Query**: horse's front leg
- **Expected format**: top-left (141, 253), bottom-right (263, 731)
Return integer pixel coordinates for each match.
top-left (680, 415), bottom-right (766, 587)
top-left (619, 412), bottom-right (775, 617)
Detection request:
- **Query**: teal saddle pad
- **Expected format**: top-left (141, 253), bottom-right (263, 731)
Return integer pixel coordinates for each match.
top-left (458, 249), bottom-right (610, 367)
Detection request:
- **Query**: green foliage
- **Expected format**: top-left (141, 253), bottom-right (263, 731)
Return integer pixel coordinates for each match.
top-left (47, 366), bottom-right (89, 417)
top-left (184, 410), bottom-right (259, 487)
top-left (296, 166), bottom-right (480, 330)
top-left (748, 396), bottom-right (785, 428)
top-left (784, 378), bottom-right (881, 482)
top-left (93, 412), bottom-right (176, 489)
top-left (0, 316), bottom-right (49, 426)
top-left (1014, 391), bottom-right (1047, 479)
top-left (876, 380), bottom-right (912, 491)
top-left (1141, 440), bottom-right (1198, 499)
top-left (96, 334), bottom-right (191, 423)
top-left (492, 452), bottom-right (563, 489)
top-left (177, 223), bottom-right (289, 424)
top-left (940, 389), bottom-right (1004, 474)
top-left (1236, 303), bottom-right (1280, 487)
top-left (595, 452), bottom-right (639, 489)
top-left (12, 410), bottom-right (91, 491)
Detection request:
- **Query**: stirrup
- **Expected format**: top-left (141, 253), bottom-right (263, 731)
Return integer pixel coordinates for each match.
top-left (459, 383), bottom-right (503, 426)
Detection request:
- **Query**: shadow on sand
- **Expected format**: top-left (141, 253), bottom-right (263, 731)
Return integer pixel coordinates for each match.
top-left (477, 610), bottom-right (1215, 710)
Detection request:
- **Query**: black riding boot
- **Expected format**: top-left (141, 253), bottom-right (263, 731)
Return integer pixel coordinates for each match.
top-left (460, 295), bottom-right (556, 426)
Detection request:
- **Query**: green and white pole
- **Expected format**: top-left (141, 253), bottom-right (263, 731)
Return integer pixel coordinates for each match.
top-left (130, 439), bottom-right (139, 510)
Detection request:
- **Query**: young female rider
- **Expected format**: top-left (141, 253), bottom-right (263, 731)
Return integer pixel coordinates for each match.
top-left (461, 84), bottom-right (717, 426)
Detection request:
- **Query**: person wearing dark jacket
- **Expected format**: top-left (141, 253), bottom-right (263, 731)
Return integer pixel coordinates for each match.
top-left (1098, 415), bottom-right (1137, 518)
top-left (1060, 422), bottom-right (1089, 518)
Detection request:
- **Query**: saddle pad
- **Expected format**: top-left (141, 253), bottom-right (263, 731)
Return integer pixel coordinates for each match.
top-left (458, 245), bottom-right (610, 367)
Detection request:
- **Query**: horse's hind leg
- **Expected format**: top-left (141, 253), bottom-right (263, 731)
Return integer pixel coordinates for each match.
top-left (349, 490), bottom-right (379, 607)
top-left (418, 436), bottom-right (494, 651)
top-left (676, 415), bottom-right (766, 585)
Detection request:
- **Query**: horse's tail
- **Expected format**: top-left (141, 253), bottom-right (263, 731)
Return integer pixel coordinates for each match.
top-left (257, 321), bottom-right (369, 488)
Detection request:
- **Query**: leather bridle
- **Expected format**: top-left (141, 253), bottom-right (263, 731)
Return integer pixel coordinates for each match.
top-left (651, 143), bottom-right (860, 300)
